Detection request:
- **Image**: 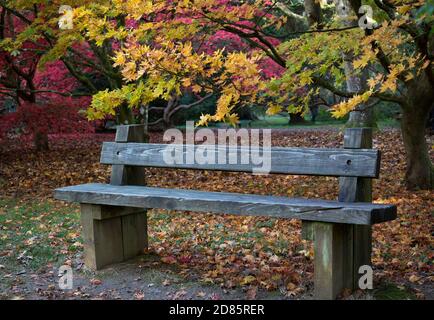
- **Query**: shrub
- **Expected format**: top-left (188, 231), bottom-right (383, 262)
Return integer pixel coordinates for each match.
top-left (0, 101), bottom-right (94, 146)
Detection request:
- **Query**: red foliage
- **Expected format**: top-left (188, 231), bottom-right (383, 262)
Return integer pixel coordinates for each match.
top-left (0, 101), bottom-right (95, 142)
top-left (0, 10), bottom-right (48, 104)
top-left (0, 11), bottom-right (94, 146)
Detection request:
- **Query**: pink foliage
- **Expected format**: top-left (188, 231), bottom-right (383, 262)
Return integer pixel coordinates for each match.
top-left (258, 58), bottom-right (285, 79)
top-left (34, 61), bottom-right (78, 97)
top-left (204, 30), bottom-right (248, 54)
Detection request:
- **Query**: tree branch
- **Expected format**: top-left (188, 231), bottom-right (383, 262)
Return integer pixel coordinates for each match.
top-left (168, 93), bottom-right (213, 119)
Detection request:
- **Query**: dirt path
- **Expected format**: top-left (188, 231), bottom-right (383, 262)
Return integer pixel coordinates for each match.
top-left (0, 253), bottom-right (305, 300)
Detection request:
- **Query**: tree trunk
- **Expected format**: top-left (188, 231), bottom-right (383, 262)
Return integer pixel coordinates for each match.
top-left (289, 112), bottom-right (305, 124)
top-left (118, 103), bottom-right (134, 125)
top-left (399, 68), bottom-right (434, 190)
top-left (342, 50), bottom-right (374, 127)
top-left (346, 106), bottom-right (375, 128)
top-left (304, 0), bottom-right (323, 28)
top-left (34, 130), bottom-right (49, 151)
top-left (162, 94), bottom-right (179, 129)
top-left (400, 107), bottom-right (433, 189)
top-left (238, 107), bottom-right (258, 121)
top-left (400, 73), bottom-right (434, 190)
top-left (334, 0), bottom-right (375, 128)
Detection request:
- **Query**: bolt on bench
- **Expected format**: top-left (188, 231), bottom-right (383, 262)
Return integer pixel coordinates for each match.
top-left (54, 124), bottom-right (396, 299)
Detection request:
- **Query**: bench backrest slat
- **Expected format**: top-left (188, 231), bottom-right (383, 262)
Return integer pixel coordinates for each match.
top-left (100, 142), bottom-right (380, 178)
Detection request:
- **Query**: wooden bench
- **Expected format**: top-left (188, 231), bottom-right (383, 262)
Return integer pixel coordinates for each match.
top-left (54, 125), bottom-right (397, 299)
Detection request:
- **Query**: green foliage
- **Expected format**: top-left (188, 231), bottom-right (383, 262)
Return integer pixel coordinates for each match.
top-left (172, 93), bottom-right (217, 125)
top-left (374, 102), bottom-right (401, 121)
top-left (416, 0), bottom-right (434, 36)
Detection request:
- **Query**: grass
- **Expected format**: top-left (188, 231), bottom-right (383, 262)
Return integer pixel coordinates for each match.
top-left (374, 283), bottom-right (417, 300)
top-left (0, 198), bottom-right (81, 272)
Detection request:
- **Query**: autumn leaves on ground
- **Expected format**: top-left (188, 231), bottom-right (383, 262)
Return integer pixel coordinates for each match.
top-left (0, 128), bottom-right (432, 300)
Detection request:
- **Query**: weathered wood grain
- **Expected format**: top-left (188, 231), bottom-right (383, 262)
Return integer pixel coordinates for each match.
top-left (122, 212), bottom-right (147, 260)
top-left (110, 125), bottom-right (147, 186)
top-left (100, 143), bottom-right (381, 177)
top-left (80, 204), bottom-right (124, 270)
top-left (78, 125), bottom-right (149, 270)
top-left (55, 183), bottom-right (396, 225)
top-left (304, 128), bottom-right (378, 298)
top-left (110, 125), bottom-right (148, 267)
top-left (339, 128), bottom-right (374, 291)
top-left (313, 222), bottom-right (348, 299)
top-left (90, 205), bottom-right (144, 220)
top-left (339, 128), bottom-right (374, 202)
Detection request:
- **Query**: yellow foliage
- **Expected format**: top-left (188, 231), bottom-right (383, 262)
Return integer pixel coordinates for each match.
top-left (266, 104), bottom-right (283, 116)
top-left (331, 91), bottom-right (372, 118)
top-left (13, 0), bottom-right (424, 124)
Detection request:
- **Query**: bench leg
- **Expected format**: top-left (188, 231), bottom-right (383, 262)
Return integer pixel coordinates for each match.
top-left (303, 221), bottom-right (372, 299)
top-left (80, 204), bottom-right (148, 270)
top-left (312, 222), bottom-right (346, 299)
top-left (351, 225), bottom-right (372, 289)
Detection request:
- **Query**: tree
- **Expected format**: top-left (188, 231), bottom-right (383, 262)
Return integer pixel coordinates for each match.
top-left (0, 0), bottom-right (130, 122)
top-left (0, 3), bottom-right (94, 149)
top-left (181, 0), bottom-right (433, 189)
top-left (0, 7), bottom-right (40, 104)
top-left (79, 0), bottom-right (433, 189)
top-left (75, 1), bottom-right (266, 126)
top-left (3, 0), bottom-right (432, 189)
top-left (266, 0), bottom-right (433, 189)
top-left (0, 101), bottom-right (94, 150)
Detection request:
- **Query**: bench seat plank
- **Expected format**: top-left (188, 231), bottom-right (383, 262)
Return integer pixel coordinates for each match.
top-left (54, 183), bottom-right (396, 225)
top-left (100, 143), bottom-right (381, 177)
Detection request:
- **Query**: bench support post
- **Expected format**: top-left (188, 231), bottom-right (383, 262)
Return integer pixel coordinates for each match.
top-left (339, 128), bottom-right (373, 291)
top-left (312, 222), bottom-right (348, 299)
top-left (302, 127), bottom-right (373, 299)
top-left (80, 204), bottom-right (147, 269)
top-left (80, 125), bottom-right (149, 270)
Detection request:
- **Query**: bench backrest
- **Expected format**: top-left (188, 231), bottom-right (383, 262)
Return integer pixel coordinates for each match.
top-left (101, 129), bottom-right (381, 178)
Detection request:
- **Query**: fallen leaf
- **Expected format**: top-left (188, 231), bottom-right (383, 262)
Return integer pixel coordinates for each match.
top-left (161, 256), bottom-right (177, 264)
top-left (286, 282), bottom-right (297, 291)
top-left (134, 291), bottom-right (145, 300)
top-left (173, 290), bottom-right (187, 299)
top-left (246, 286), bottom-right (257, 300)
top-left (241, 275), bottom-right (256, 286)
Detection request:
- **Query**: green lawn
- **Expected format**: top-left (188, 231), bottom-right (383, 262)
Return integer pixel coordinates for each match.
top-left (0, 199), bottom-right (81, 272)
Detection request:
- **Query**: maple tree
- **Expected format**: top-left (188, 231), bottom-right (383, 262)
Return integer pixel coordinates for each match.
top-left (1, 0), bottom-right (432, 189)
top-left (0, 9), bottom-right (39, 105)
top-left (0, 1), bottom-right (125, 148)
top-left (0, 2), bottom-right (92, 149)
top-left (71, 0), bottom-right (433, 189)
top-left (0, 101), bottom-right (94, 150)
top-left (263, 0), bottom-right (433, 189)
top-left (183, 0), bottom-right (433, 188)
